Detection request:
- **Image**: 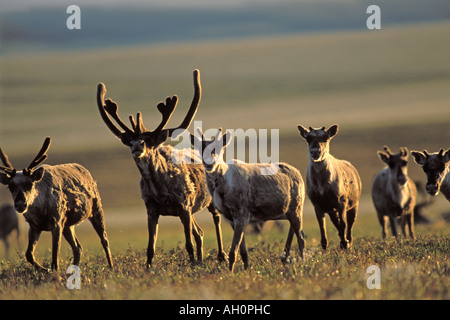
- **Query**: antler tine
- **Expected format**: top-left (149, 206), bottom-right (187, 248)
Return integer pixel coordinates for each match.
top-left (0, 146), bottom-right (14, 170)
top-left (104, 99), bottom-right (135, 134)
top-left (129, 115), bottom-right (137, 132)
top-left (0, 165), bottom-right (15, 174)
top-left (383, 145), bottom-right (393, 156)
top-left (166, 69), bottom-right (202, 138)
top-left (154, 96), bottom-right (179, 132)
top-left (136, 112), bottom-right (147, 134)
top-left (97, 83), bottom-right (125, 139)
top-left (27, 137), bottom-right (51, 171)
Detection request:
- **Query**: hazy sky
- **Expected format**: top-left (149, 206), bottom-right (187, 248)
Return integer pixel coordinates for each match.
top-left (0, 0), bottom-right (343, 12)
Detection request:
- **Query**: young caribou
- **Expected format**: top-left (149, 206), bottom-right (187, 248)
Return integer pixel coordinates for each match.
top-left (97, 70), bottom-right (227, 268)
top-left (298, 124), bottom-right (361, 250)
top-left (191, 128), bottom-right (305, 273)
top-left (372, 146), bottom-right (417, 239)
top-left (411, 148), bottom-right (450, 201)
top-left (0, 204), bottom-right (20, 258)
top-left (0, 138), bottom-right (113, 272)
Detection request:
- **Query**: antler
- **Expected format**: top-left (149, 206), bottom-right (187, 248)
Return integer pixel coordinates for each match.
top-left (0, 147), bottom-right (13, 169)
top-left (0, 146), bottom-right (15, 176)
top-left (0, 137), bottom-right (50, 177)
top-left (154, 96), bottom-right (179, 132)
top-left (164, 69), bottom-right (201, 137)
top-left (98, 69), bottom-right (201, 141)
top-left (97, 83), bottom-right (125, 139)
top-left (383, 146), bottom-right (393, 156)
top-left (104, 99), bottom-right (135, 135)
top-left (24, 137), bottom-right (51, 175)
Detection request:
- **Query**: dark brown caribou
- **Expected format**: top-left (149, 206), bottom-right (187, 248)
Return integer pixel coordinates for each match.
top-left (97, 70), bottom-right (226, 268)
top-left (0, 137), bottom-right (113, 272)
top-left (372, 146), bottom-right (417, 239)
top-left (411, 148), bottom-right (450, 201)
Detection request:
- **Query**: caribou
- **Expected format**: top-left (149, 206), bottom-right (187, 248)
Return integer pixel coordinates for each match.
top-left (0, 204), bottom-right (20, 258)
top-left (97, 70), bottom-right (227, 268)
top-left (411, 148), bottom-right (450, 201)
top-left (372, 146), bottom-right (417, 239)
top-left (0, 137), bottom-right (113, 272)
top-left (191, 128), bottom-right (305, 273)
top-left (298, 124), bottom-right (361, 250)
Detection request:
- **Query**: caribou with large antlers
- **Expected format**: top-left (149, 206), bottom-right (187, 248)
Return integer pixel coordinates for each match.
top-left (0, 137), bottom-right (113, 272)
top-left (97, 70), bottom-right (227, 268)
top-left (372, 146), bottom-right (417, 239)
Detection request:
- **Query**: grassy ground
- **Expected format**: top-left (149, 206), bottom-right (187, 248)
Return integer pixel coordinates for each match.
top-left (0, 21), bottom-right (449, 300)
top-left (0, 214), bottom-right (448, 300)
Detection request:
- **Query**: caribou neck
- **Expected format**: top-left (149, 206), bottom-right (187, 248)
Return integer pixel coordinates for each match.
top-left (309, 154), bottom-right (335, 177)
top-left (132, 146), bottom-right (170, 197)
top-left (441, 169), bottom-right (450, 200)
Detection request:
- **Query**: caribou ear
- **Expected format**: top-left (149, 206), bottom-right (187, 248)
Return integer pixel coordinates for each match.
top-left (444, 149), bottom-right (450, 163)
top-left (400, 147), bottom-right (409, 158)
top-left (411, 151), bottom-right (426, 166)
top-left (31, 167), bottom-right (45, 182)
top-left (297, 125), bottom-right (309, 139)
top-left (377, 151), bottom-right (390, 164)
top-left (327, 124), bottom-right (339, 139)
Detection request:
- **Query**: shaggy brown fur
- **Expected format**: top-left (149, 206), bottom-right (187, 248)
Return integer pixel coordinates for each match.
top-left (372, 146), bottom-right (416, 239)
top-left (97, 70), bottom-right (226, 268)
top-left (298, 124), bottom-right (361, 250)
top-left (191, 128), bottom-right (305, 273)
top-left (0, 138), bottom-right (113, 272)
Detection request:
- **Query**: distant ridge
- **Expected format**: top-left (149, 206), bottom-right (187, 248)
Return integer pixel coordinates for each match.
top-left (1, 0), bottom-right (449, 54)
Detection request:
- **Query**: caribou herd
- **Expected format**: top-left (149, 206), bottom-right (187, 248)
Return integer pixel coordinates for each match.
top-left (0, 69), bottom-right (448, 273)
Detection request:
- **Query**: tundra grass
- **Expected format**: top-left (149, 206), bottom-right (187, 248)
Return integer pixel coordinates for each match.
top-left (0, 216), bottom-right (448, 300)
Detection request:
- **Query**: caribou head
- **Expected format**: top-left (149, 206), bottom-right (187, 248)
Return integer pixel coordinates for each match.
top-left (190, 127), bottom-right (232, 172)
top-left (297, 124), bottom-right (338, 162)
top-left (378, 146), bottom-right (409, 186)
top-left (411, 148), bottom-right (450, 196)
top-left (97, 69), bottom-right (201, 158)
top-left (0, 137), bottom-right (51, 213)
